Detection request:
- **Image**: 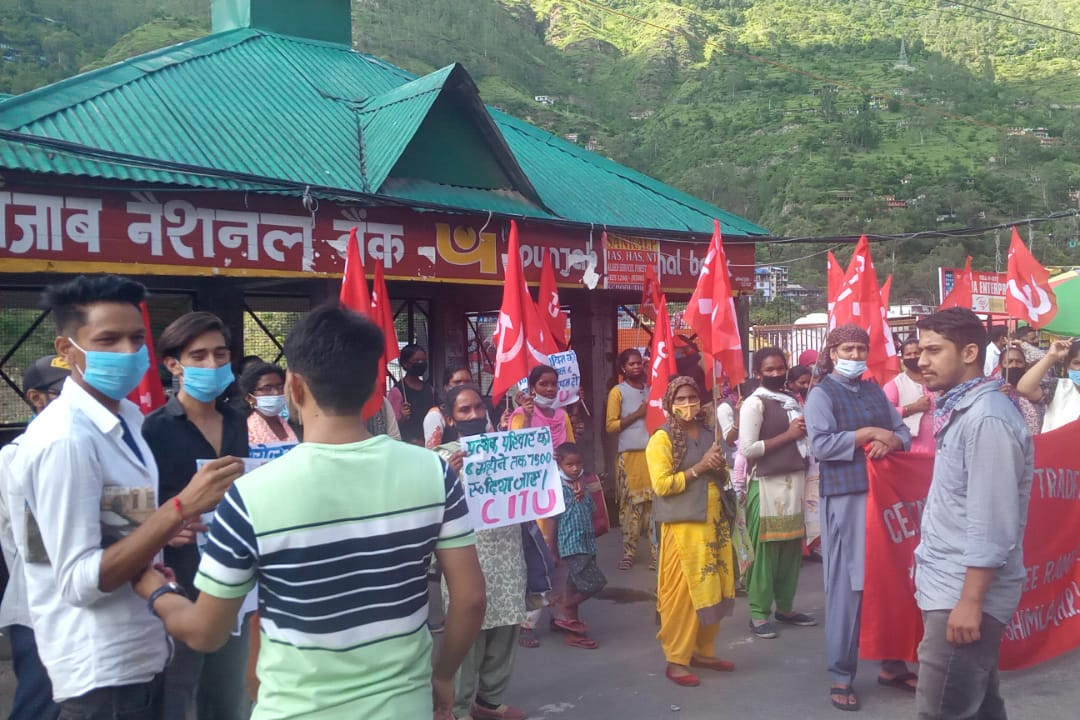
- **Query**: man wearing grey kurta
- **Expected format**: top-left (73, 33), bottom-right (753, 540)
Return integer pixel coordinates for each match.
top-left (914, 309), bottom-right (1033, 720)
top-left (804, 324), bottom-right (912, 711)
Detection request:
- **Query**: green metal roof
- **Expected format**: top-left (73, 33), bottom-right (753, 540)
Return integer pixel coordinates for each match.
top-left (0, 28), bottom-right (767, 237)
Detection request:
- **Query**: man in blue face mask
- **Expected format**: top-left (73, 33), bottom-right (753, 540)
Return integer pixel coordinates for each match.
top-left (141, 311), bottom-right (251, 720)
top-left (7, 275), bottom-right (244, 720)
top-left (803, 323), bottom-right (913, 712)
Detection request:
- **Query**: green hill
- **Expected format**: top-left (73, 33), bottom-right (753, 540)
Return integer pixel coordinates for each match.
top-left (3, 0), bottom-right (1079, 304)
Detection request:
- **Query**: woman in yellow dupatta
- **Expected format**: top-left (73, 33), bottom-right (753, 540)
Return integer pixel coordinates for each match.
top-left (645, 376), bottom-right (737, 687)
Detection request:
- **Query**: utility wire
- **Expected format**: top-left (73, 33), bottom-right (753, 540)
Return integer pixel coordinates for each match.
top-left (938, 0), bottom-right (1080, 39)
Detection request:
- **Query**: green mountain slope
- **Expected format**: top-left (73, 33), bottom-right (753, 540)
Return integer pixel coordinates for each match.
top-left (3, 0), bottom-right (1079, 304)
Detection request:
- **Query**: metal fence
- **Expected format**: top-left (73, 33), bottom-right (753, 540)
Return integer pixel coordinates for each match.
top-left (749, 319), bottom-right (921, 362)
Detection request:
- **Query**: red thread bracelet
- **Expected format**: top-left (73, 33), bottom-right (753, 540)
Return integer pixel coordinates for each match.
top-left (172, 497), bottom-right (187, 525)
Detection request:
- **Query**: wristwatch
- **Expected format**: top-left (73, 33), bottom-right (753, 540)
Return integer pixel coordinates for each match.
top-left (147, 581), bottom-right (186, 618)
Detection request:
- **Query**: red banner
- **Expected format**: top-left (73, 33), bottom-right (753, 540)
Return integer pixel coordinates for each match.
top-left (0, 184), bottom-right (754, 292)
top-left (862, 419), bottom-right (1080, 670)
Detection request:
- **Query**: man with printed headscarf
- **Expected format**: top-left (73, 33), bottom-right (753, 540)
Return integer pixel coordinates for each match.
top-left (804, 324), bottom-right (913, 712)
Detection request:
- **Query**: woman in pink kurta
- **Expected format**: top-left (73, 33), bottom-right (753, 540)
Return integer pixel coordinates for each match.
top-left (883, 338), bottom-right (935, 454)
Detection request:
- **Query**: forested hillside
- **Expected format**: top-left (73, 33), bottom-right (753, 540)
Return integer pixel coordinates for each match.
top-left (2, 0), bottom-right (1079, 304)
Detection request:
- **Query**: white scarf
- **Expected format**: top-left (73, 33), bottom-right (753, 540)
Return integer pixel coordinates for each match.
top-left (751, 386), bottom-right (808, 459)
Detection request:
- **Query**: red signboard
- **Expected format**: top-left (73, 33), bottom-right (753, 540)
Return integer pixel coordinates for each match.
top-left (0, 186), bottom-right (754, 293)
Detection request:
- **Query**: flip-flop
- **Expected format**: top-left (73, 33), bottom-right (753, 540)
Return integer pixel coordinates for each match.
top-left (551, 617), bottom-right (588, 634)
top-left (878, 671), bottom-right (918, 693)
top-left (518, 628), bottom-right (540, 648)
top-left (829, 686), bottom-right (860, 712)
top-left (563, 633), bottom-right (598, 649)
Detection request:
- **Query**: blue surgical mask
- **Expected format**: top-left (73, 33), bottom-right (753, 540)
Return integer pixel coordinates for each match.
top-left (835, 358), bottom-right (868, 380)
top-left (68, 340), bottom-right (150, 401)
top-left (182, 364), bottom-right (234, 403)
top-left (1069, 369), bottom-right (1080, 386)
top-left (254, 395), bottom-right (287, 417)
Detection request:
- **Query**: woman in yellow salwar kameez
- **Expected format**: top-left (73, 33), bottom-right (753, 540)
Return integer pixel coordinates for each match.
top-left (646, 376), bottom-right (737, 687)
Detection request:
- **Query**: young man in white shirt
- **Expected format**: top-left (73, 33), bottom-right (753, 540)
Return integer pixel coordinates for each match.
top-left (8, 275), bottom-right (243, 719)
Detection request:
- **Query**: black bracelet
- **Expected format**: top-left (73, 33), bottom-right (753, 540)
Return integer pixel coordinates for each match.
top-left (147, 582), bottom-right (186, 618)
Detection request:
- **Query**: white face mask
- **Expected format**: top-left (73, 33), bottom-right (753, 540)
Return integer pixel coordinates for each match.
top-left (532, 394), bottom-right (557, 409)
top-left (255, 394), bottom-right (287, 417)
top-left (835, 358), bottom-right (868, 380)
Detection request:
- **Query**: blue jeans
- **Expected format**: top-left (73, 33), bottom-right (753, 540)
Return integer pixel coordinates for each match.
top-left (8, 624), bottom-right (60, 720)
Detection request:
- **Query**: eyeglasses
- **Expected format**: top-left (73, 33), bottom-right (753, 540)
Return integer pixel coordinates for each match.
top-left (254, 384), bottom-right (285, 394)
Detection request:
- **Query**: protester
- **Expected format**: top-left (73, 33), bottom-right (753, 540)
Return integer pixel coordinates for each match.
top-left (804, 323), bottom-right (913, 711)
top-left (738, 348), bottom-right (816, 639)
top-left (510, 365), bottom-right (575, 444)
top-left (135, 305), bottom-right (485, 719)
top-left (425, 365), bottom-right (474, 447)
top-left (8, 274), bottom-right (243, 718)
top-left (0, 355), bottom-right (70, 720)
top-left (436, 383), bottom-right (529, 720)
top-left (554, 442), bottom-right (606, 650)
top-left (646, 376), bottom-right (736, 688)
top-left (239, 361), bottom-right (297, 445)
top-left (883, 337), bottom-right (935, 454)
top-left (999, 346), bottom-right (1044, 436)
top-left (983, 326), bottom-right (1008, 376)
top-left (914, 308), bottom-right (1034, 720)
top-left (141, 311), bottom-right (253, 720)
top-left (365, 393), bottom-right (403, 441)
top-left (1016, 339), bottom-right (1080, 433)
top-left (605, 349), bottom-right (655, 571)
top-left (389, 343), bottom-right (437, 445)
top-left (425, 365), bottom-right (494, 448)
top-left (1013, 324), bottom-right (1045, 364)
top-left (786, 364), bottom-right (812, 402)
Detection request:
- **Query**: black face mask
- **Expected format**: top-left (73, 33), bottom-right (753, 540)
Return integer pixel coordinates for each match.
top-left (760, 375), bottom-right (787, 392)
top-left (903, 358), bottom-right (921, 372)
top-left (1003, 368), bottom-right (1025, 386)
top-left (408, 361), bottom-right (428, 377)
top-left (454, 418), bottom-right (488, 437)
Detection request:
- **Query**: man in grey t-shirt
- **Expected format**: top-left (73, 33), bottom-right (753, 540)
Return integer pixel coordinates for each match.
top-left (914, 308), bottom-right (1033, 720)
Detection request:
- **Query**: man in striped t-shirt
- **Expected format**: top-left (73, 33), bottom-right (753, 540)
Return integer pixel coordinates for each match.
top-left (134, 306), bottom-right (486, 719)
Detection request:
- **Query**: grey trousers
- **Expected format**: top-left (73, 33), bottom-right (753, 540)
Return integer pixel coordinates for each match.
top-left (454, 624), bottom-right (519, 717)
top-left (162, 617), bottom-right (252, 720)
top-left (917, 610), bottom-right (1007, 720)
top-left (821, 493), bottom-right (908, 686)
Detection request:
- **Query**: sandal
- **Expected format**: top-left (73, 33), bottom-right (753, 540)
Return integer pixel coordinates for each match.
top-left (551, 617), bottom-right (588, 634)
top-left (518, 628), bottom-right (540, 648)
top-left (829, 686), bottom-right (860, 712)
top-left (648, 559), bottom-right (657, 571)
top-left (563, 632), bottom-right (598, 649)
top-left (878, 671), bottom-right (918, 693)
top-left (618, 555), bottom-right (634, 570)
top-left (690, 656), bottom-right (736, 672)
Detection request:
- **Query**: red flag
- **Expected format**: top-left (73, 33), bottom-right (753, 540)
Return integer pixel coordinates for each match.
top-left (339, 226), bottom-right (371, 315)
top-left (537, 250), bottom-right (569, 351)
top-left (880, 274), bottom-right (892, 310)
top-left (833, 236), bottom-right (899, 384)
top-left (827, 250), bottom-right (845, 328)
top-left (1006, 227), bottom-right (1058, 328)
top-left (491, 221), bottom-right (550, 403)
top-left (683, 220), bottom-right (746, 387)
top-left (372, 263), bottom-right (400, 365)
top-left (127, 302), bottom-right (166, 414)
top-left (938, 256), bottom-right (973, 310)
top-left (642, 266), bottom-right (678, 433)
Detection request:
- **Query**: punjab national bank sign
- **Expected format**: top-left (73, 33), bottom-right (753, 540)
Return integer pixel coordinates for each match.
top-left (0, 186), bottom-right (754, 293)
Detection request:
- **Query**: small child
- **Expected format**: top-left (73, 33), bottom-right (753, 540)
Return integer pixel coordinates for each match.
top-left (554, 442), bottom-right (607, 649)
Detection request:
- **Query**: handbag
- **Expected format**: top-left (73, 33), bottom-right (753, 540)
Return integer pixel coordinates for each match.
top-left (583, 473), bottom-right (609, 537)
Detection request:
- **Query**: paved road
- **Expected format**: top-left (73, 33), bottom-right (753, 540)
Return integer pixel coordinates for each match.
top-left (0, 530), bottom-right (1076, 718)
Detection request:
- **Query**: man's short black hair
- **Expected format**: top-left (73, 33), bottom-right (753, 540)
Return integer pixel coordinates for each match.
top-left (1015, 324), bottom-right (1036, 339)
top-left (42, 275), bottom-right (146, 335)
top-left (284, 305), bottom-right (384, 415)
top-left (917, 308), bottom-right (988, 367)
top-left (158, 311), bottom-right (230, 360)
top-left (988, 326), bottom-right (1008, 343)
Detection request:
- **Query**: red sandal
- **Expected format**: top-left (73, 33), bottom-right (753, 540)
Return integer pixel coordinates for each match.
top-left (563, 633), bottom-right (599, 649)
top-left (551, 617), bottom-right (588, 634)
top-left (665, 666), bottom-right (700, 687)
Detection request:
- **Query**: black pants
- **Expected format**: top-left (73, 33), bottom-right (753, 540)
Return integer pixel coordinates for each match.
top-left (916, 610), bottom-right (1007, 720)
top-left (58, 675), bottom-right (164, 720)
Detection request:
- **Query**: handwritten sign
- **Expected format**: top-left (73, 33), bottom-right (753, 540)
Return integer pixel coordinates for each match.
top-left (458, 427), bottom-right (565, 530)
top-left (515, 350), bottom-right (581, 408)
top-left (249, 442), bottom-right (298, 460)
